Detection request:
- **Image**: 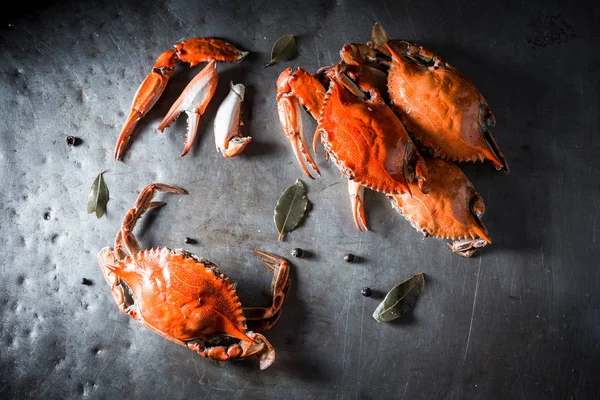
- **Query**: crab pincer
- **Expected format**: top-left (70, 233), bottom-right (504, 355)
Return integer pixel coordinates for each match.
top-left (157, 59), bottom-right (219, 157)
top-left (213, 81), bottom-right (252, 158)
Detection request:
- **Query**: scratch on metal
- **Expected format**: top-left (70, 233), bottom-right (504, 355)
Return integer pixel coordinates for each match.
top-left (109, 33), bottom-right (123, 55)
top-left (463, 254), bottom-right (482, 361)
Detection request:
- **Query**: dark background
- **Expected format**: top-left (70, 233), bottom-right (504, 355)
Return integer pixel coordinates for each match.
top-left (0, 0), bottom-right (598, 398)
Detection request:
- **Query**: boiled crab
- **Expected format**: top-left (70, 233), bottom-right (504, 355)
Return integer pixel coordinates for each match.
top-left (277, 62), bottom-right (429, 232)
top-left (276, 23), bottom-right (508, 256)
top-left (97, 183), bottom-right (290, 369)
top-left (379, 37), bottom-right (509, 172)
top-left (388, 158), bottom-right (491, 257)
top-left (114, 38), bottom-right (249, 160)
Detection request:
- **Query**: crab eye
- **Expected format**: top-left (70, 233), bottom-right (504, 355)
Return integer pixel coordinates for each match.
top-left (470, 193), bottom-right (486, 220)
top-left (480, 104), bottom-right (496, 128)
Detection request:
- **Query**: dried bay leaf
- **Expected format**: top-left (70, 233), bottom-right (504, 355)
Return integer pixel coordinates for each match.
top-left (373, 272), bottom-right (424, 323)
top-left (370, 22), bottom-right (391, 56)
top-left (274, 179), bottom-right (308, 240)
top-left (87, 169), bottom-right (109, 218)
top-left (264, 34), bottom-right (296, 67)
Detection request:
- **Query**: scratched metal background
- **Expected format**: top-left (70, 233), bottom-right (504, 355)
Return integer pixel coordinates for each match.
top-left (0, 0), bottom-right (598, 398)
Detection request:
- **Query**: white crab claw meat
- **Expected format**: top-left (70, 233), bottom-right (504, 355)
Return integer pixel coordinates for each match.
top-left (157, 60), bottom-right (219, 157)
top-left (213, 81), bottom-right (252, 158)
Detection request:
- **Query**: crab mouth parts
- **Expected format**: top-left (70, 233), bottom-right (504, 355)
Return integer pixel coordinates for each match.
top-left (120, 281), bottom-right (137, 310)
top-left (194, 335), bottom-right (241, 350)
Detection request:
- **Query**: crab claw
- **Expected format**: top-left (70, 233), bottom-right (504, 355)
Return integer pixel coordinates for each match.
top-left (247, 332), bottom-right (276, 370)
top-left (188, 331), bottom-right (275, 370)
top-left (448, 237), bottom-right (489, 258)
top-left (114, 50), bottom-right (178, 160)
top-left (157, 59), bottom-right (219, 157)
top-left (277, 67), bottom-right (321, 179)
top-left (214, 81), bottom-right (252, 158)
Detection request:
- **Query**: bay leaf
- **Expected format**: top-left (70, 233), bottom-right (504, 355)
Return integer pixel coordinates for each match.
top-left (87, 169), bottom-right (109, 218)
top-left (371, 22), bottom-right (391, 56)
top-left (264, 34), bottom-right (296, 68)
top-left (373, 272), bottom-right (424, 323)
top-left (274, 179), bottom-right (308, 240)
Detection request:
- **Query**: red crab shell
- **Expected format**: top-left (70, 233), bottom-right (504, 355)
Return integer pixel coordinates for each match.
top-left (317, 75), bottom-right (428, 195)
top-left (388, 157), bottom-right (491, 249)
top-left (386, 41), bottom-right (509, 173)
top-left (101, 247), bottom-right (250, 344)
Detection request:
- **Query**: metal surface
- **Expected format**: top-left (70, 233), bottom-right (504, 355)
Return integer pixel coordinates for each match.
top-left (1, 0), bottom-right (598, 398)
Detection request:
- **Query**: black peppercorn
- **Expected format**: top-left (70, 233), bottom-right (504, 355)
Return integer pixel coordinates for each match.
top-left (361, 287), bottom-right (372, 297)
top-left (81, 278), bottom-right (93, 286)
top-left (184, 237), bottom-right (197, 244)
top-left (291, 248), bottom-right (303, 258)
top-left (343, 253), bottom-right (355, 263)
top-left (66, 136), bottom-right (80, 146)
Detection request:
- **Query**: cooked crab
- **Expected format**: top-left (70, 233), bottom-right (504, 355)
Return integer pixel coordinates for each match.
top-left (388, 158), bottom-right (491, 257)
top-left (114, 38), bottom-right (248, 160)
top-left (367, 23), bottom-right (509, 173)
top-left (97, 183), bottom-right (290, 369)
top-left (276, 63), bottom-right (429, 232)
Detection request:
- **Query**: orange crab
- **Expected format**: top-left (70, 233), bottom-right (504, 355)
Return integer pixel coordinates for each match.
top-left (368, 23), bottom-right (509, 172)
top-left (114, 38), bottom-right (248, 160)
top-left (388, 158), bottom-right (492, 257)
top-left (276, 62), bottom-right (429, 232)
top-left (97, 183), bottom-right (290, 369)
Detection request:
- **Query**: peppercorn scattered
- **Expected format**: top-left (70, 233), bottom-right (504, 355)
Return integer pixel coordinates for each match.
top-left (361, 287), bottom-right (372, 297)
top-left (344, 253), bottom-right (355, 263)
top-left (66, 136), bottom-right (81, 146)
top-left (291, 248), bottom-right (303, 258)
top-left (43, 212), bottom-right (51, 221)
top-left (81, 278), bottom-right (93, 286)
top-left (184, 237), bottom-right (197, 244)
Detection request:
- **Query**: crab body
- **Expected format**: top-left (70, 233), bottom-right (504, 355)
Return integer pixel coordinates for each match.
top-left (317, 74), bottom-right (428, 196)
top-left (388, 158), bottom-right (491, 257)
top-left (385, 41), bottom-right (508, 172)
top-left (98, 183), bottom-right (290, 369)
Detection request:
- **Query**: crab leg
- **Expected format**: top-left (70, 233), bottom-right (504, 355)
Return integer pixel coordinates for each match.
top-left (114, 50), bottom-right (178, 161)
top-left (243, 250), bottom-right (291, 331)
top-left (213, 81), bottom-right (252, 157)
top-left (114, 183), bottom-right (188, 260)
top-left (157, 60), bottom-right (219, 157)
top-left (348, 181), bottom-right (368, 232)
top-left (187, 331), bottom-right (275, 370)
top-left (277, 67), bottom-right (321, 179)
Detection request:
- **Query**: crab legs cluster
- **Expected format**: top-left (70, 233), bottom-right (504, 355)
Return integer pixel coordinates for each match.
top-left (114, 38), bottom-right (252, 160)
top-left (276, 23), bottom-right (509, 257)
